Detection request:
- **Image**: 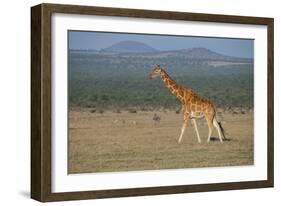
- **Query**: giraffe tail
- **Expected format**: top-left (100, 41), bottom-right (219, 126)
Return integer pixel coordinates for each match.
top-left (217, 121), bottom-right (227, 140)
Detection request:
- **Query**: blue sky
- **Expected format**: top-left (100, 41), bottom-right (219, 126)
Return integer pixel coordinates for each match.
top-left (69, 30), bottom-right (254, 58)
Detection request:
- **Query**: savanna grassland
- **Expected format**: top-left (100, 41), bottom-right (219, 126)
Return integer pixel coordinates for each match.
top-left (68, 48), bottom-right (254, 174)
top-left (68, 109), bottom-right (253, 173)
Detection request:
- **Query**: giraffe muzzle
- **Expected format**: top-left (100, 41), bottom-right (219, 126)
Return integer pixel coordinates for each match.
top-left (149, 73), bottom-right (157, 79)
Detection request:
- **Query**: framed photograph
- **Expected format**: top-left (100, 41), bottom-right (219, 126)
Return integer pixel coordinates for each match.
top-left (31, 3), bottom-right (274, 202)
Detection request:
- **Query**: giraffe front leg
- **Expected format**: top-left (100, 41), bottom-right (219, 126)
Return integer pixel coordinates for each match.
top-left (181, 105), bottom-right (185, 113)
top-left (192, 119), bottom-right (201, 143)
top-left (178, 116), bottom-right (189, 143)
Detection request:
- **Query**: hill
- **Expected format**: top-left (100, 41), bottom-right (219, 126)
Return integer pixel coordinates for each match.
top-left (152, 47), bottom-right (252, 62)
top-left (101, 41), bottom-right (159, 53)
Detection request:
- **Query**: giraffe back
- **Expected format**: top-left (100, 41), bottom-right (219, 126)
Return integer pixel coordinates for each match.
top-left (183, 88), bottom-right (215, 115)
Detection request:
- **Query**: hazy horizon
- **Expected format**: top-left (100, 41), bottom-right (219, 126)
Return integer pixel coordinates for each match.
top-left (69, 30), bottom-right (254, 58)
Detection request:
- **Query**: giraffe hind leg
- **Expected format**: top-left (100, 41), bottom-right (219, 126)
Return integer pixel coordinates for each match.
top-left (206, 115), bottom-right (214, 143)
top-left (213, 117), bottom-right (223, 142)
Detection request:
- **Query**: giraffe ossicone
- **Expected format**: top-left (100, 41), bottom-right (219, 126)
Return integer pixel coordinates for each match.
top-left (149, 65), bottom-right (226, 143)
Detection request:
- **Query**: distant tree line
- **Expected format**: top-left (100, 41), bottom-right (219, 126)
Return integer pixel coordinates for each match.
top-left (68, 52), bottom-right (254, 110)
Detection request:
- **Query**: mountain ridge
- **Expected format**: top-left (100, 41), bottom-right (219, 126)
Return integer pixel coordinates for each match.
top-left (70, 41), bottom-right (253, 63)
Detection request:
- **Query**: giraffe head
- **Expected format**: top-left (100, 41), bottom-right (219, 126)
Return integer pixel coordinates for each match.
top-left (149, 65), bottom-right (162, 79)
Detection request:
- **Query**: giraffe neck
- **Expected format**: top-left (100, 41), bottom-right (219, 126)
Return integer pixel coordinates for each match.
top-left (160, 70), bottom-right (184, 101)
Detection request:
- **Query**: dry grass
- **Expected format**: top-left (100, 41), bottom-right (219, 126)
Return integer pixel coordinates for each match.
top-left (68, 110), bottom-right (253, 174)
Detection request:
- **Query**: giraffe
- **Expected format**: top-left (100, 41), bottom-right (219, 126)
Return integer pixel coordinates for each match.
top-left (149, 65), bottom-right (226, 143)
